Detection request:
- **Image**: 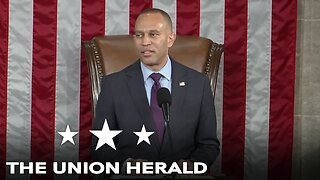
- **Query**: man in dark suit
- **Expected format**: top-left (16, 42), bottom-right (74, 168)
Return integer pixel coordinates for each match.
top-left (91, 8), bottom-right (220, 170)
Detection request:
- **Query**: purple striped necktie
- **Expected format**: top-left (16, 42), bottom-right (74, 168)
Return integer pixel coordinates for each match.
top-left (150, 73), bottom-right (165, 143)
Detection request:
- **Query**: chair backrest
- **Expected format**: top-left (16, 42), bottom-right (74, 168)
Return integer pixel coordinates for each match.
top-left (84, 35), bottom-right (223, 113)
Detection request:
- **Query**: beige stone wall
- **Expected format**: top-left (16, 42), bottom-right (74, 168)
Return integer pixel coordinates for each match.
top-left (293, 0), bottom-right (320, 179)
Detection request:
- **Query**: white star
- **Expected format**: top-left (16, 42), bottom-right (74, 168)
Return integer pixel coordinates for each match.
top-left (134, 125), bottom-right (154, 145)
top-left (90, 119), bottom-right (122, 150)
top-left (58, 125), bottom-right (78, 145)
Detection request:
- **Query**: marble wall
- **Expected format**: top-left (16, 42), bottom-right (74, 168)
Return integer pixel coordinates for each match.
top-left (293, 0), bottom-right (320, 179)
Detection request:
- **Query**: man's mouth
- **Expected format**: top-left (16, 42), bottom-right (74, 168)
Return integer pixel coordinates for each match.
top-left (141, 50), bottom-right (154, 56)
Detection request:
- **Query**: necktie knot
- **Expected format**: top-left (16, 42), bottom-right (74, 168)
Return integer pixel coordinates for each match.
top-left (150, 73), bottom-right (162, 83)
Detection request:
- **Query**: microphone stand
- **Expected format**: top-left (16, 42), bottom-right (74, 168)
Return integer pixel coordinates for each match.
top-left (161, 104), bottom-right (176, 180)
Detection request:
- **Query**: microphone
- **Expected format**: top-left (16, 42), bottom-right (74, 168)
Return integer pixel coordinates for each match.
top-left (157, 87), bottom-right (175, 177)
top-left (157, 87), bottom-right (171, 122)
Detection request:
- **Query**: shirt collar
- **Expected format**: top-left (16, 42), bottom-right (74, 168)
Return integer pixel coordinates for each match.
top-left (140, 57), bottom-right (172, 82)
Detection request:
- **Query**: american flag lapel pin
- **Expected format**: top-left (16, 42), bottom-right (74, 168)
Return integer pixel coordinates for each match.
top-left (179, 82), bottom-right (186, 87)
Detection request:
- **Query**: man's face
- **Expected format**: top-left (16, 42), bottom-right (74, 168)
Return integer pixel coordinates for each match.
top-left (133, 12), bottom-right (175, 71)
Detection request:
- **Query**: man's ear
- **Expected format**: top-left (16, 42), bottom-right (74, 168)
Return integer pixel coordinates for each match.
top-left (168, 33), bottom-right (176, 48)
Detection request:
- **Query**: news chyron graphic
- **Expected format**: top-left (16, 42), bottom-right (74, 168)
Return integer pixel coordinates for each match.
top-left (6, 119), bottom-right (208, 177)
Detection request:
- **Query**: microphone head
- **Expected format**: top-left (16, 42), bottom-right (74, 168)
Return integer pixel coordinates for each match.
top-left (157, 87), bottom-right (172, 107)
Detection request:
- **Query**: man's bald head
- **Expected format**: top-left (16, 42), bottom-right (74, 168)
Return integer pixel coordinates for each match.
top-left (136, 8), bottom-right (173, 33)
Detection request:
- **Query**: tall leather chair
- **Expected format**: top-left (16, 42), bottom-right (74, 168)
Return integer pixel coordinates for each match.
top-left (84, 35), bottom-right (224, 115)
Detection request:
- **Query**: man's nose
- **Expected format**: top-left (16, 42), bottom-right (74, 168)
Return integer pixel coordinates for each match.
top-left (142, 35), bottom-right (151, 46)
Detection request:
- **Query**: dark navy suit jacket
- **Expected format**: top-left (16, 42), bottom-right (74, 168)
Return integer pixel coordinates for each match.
top-left (90, 59), bottom-right (220, 166)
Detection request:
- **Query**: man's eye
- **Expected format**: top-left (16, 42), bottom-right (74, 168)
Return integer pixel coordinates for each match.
top-left (150, 33), bottom-right (159, 37)
top-left (135, 34), bottom-right (143, 38)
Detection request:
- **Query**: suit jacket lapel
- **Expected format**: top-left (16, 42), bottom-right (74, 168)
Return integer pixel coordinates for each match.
top-left (126, 61), bottom-right (161, 151)
top-left (170, 61), bottom-right (188, 124)
top-left (160, 60), bottom-right (188, 155)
